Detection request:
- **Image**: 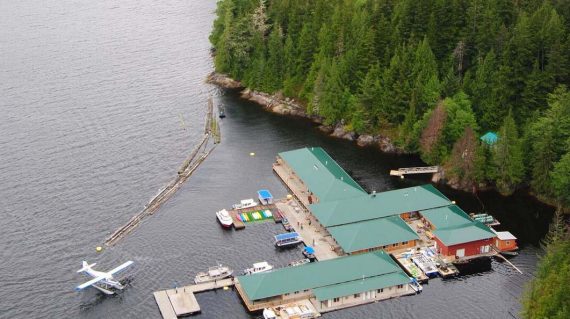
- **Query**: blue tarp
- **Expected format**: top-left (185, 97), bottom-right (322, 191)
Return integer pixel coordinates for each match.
top-left (480, 131), bottom-right (498, 145)
top-left (275, 232), bottom-right (300, 241)
top-left (304, 246), bottom-right (315, 254)
top-left (258, 189), bottom-right (273, 199)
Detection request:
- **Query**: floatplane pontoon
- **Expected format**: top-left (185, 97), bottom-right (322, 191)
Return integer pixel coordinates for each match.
top-left (75, 260), bottom-right (134, 295)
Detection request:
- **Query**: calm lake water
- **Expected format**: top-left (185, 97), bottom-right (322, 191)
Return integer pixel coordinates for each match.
top-left (0, 0), bottom-right (555, 318)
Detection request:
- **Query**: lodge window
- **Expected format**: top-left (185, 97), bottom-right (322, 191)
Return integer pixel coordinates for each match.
top-left (333, 297), bottom-right (340, 302)
top-left (402, 241), bottom-right (408, 245)
top-left (506, 241), bottom-right (510, 244)
top-left (393, 243), bottom-right (398, 247)
top-left (397, 284), bottom-right (404, 289)
top-left (377, 288), bottom-right (384, 293)
top-left (354, 293), bottom-right (360, 298)
top-left (285, 293), bottom-right (289, 296)
top-left (303, 289), bottom-right (309, 292)
top-left (294, 291), bottom-right (299, 294)
top-left (382, 245), bottom-right (388, 249)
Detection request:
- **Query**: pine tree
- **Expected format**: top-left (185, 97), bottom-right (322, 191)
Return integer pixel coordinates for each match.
top-left (491, 110), bottom-right (525, 195)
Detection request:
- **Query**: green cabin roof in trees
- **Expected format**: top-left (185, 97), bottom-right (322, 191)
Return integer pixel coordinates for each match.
top-left (480, 132), bottom-right (498, 146)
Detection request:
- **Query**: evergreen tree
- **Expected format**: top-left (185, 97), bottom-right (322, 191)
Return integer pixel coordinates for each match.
top-left (491, 111), bottom-right (525, 195)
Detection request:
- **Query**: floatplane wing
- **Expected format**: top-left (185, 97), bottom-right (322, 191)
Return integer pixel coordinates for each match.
top-left (107, 260), bottom-right (134, 276)
top-left (76, 275), bottom-right (108, 291)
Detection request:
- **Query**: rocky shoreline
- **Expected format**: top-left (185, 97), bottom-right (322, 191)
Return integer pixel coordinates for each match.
top-left (206, 72), bottom-right (405, 154)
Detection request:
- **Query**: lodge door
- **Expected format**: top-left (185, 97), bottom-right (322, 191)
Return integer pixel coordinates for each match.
top-left (456, 248), bottom-right (465, 257)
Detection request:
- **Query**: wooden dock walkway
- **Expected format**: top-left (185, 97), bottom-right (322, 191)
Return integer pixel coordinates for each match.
top-left (153, 278), bottom-right (235, 318)
top-left (390, 166), bottom-right (440, 177)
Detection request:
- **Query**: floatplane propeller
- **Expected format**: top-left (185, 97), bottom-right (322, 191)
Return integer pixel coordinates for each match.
top-left (75, 260), bottom-right (134, 295)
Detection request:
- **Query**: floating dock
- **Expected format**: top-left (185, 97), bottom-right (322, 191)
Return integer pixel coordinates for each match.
top-left (153, 278), bottom-right (235, 318)
top-left (227, 204), bottom-right (277, 229)
top-left (389, 166), bottom-right (440, 177)
top-left (395, 257), bottom-right (429, 282)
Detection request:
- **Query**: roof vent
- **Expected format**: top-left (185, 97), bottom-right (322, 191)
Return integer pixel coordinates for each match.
top-left (404, 192), bottom-right (408, 197)
top-left (313, 164), bottom-right (318, 170)
top-left (340, 176), bottom-right (344, 181)
top-left (325, 160), bottom-right (328, 165)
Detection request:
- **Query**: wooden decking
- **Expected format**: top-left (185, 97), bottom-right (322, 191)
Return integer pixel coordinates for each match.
top-left (389, 166), bottom-right (440, 177)
top-left (153, 278), bottom-right (235, 318)
top-left (228, 204), bottom-right (277, 230)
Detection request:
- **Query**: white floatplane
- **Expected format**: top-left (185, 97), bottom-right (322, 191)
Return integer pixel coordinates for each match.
top-left (75, 260), bottom-right (134, 295)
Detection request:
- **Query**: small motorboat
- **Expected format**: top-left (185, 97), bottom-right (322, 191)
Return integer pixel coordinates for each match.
top-left (243, 261), bottom-right (273, 275)
top-left (232, 198), bottom-right (258, 210)
top-left (218, 105), bottom-right (226, 118)
top-left (302, 246), bottom-right (315, 260)
top-left (216, 209), bottom-right (233, 228)
top-left (194, 264), bottom-right (234, 284)
top-left (274, 232), bottom-right (302, 248)
top-left (288, 258), bottom-right (310, 267)
top-left (282, 218), bottom-right (293, 231)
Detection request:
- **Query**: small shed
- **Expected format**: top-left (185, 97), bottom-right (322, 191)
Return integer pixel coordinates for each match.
top-left (258, 189), bottom-right (274, 205)
top-left (493, 230), bottom-right (518, 252)
top-left (480, 132), bottom-right (498, 146)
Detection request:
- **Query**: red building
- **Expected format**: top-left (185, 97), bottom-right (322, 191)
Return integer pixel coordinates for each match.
top-left (420, 206), bottom-right (497, 259)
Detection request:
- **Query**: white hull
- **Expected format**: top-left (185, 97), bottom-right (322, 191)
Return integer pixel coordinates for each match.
top-left (216, 209), bottom-right (233, 228)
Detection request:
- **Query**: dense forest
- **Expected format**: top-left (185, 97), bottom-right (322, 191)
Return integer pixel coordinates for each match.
top-left (209, 0), bottom-right (570, 205)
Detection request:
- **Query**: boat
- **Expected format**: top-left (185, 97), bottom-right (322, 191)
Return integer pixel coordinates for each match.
top-left (232, 198), bottom-right (258, 210)
top-left (274, 232), bottom-right (302, 248)
top-left (409, 277), bottom-right (423, 293)
top-left (194, 264), bottom-right (234, 284)
top-left (243, 261), bottom-right (273, 275)
top-left (216, 209), bottom-right (233, 228)
top-left (263, 301), bottom-right (319, 319)
top-left (288, 258), bottom-right (310, 267)
top-left (302, 246), bottom-right (315, 260)
top-left (282, 218), bottom-right (293, 231)
top-left (218, 105), bottom-right (226, 118)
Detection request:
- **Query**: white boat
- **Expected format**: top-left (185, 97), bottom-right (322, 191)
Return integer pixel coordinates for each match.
top-left (263, 308), bottom-right (278, 319)
top-left (274, 232), bottom-right (302, 247)
top-left (194, 264), bottom-right (233, 284)
top-left (288, 259), bottom-right (310, 267)
top-left (216, 209), bottom-right (233, 228)
top-left (232, 198), bottom-right (258, 210)
top-left (263, 302), bottom-right (319, 319)
top-left (243, 261), bottom-right (273, 275)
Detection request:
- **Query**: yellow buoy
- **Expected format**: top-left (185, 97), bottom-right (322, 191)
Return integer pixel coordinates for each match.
top-left (96, 246), bottom-right (103, 252)
top-left (223, 286), bottom-right (229, 291)
top-left (286, 194), bottom-right (293, 199)
top-left (400, 175), bottom-right (404, 179)
top-left (451, 200), bottom-right (456, 204)
top-left (250, 152), bottom-right (255, 156)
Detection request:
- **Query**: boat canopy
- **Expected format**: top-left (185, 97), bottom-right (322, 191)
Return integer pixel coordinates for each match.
top-left (258, 189), bottom-right (273, 200)
top-left (275, 232), bottom-right (300, 241)
top-left (304, 246), bottom-right (315, 254)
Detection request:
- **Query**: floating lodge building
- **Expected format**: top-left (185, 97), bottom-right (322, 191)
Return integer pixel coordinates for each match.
top-left (273, 147), bottom-right (496, 259)
top-left (234, 147), bottom-right (498, 313)
top-left (236, 251), bottom-right (413, 312)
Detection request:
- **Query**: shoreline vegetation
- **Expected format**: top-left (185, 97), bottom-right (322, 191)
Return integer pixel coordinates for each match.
top-left (207, 0), bottom-right (570, 212)
top-left (207, 72), bottom-right (403, 153)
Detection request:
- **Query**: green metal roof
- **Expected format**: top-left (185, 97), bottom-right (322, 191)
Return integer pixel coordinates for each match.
top-left (278, 147), bottom-right (367, 202)
top-left (309, 184), bottom-right (451, 227)
top-left (480, 131), bottom-right (499, 145)
top-left (237, 251), bottom-right (402, 301)
top-left (420, 205), bottom-right (496, 246)
top-left (433, 222), bottom-right (496, 246)
top-left (328, 216), bottom-right (419, 253)
top-left (420, 205), bottom-right (473, 229)
top-left (313, 272), bottom-right (410, 301)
